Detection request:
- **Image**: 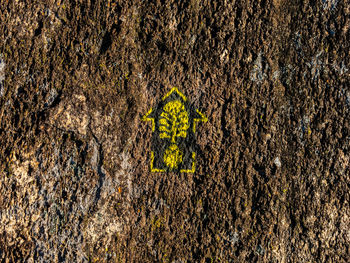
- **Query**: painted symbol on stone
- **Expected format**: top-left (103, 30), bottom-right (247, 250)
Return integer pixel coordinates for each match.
top-left (142, 87), bottom-right (207, 173)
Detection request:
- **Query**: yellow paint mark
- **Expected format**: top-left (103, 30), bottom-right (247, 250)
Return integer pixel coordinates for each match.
top-left (160, 100), bottom-right (189, 143)
top-left (154, 218), bottom-right (162, 228)
top-left (162, 87), bottom-right (187, 102)
top-left (150, 152), bottom-right (166, 172)
top-left (307, 127), bottom-right (311, 136)
top-left (142, 108), bottom-right (155, 131)
top-left (143, 87), bottom-right (206, 173)
top-left (151, 216), bottom-right (164, 231)
top-left (193, 109), bottom-right (208, 133)
top-left (159, 132), bottom-right (171, 139)
top-left (163, 144), bottom-right (183, 169)
top-left (158, 100), bottom-right (192, 170)
top-left (180, 152), bottom-right (196, 173)
top-left (118, 187), bottom-right (122, 194)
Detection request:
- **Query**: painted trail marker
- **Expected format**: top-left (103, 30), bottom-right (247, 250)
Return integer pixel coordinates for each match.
top-left (143, 87), bottom-right (207, 173)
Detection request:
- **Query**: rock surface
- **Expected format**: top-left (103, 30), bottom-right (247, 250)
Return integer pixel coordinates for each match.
top-left (0, 0), bottom-right (349, 262)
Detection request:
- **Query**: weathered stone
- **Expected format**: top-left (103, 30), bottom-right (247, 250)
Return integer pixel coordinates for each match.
top-left (0, 0), bottom-right (349, 262)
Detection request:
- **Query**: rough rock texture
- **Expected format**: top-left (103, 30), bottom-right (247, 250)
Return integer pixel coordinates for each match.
top-left (0, 0), bottom-right (349, 262)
